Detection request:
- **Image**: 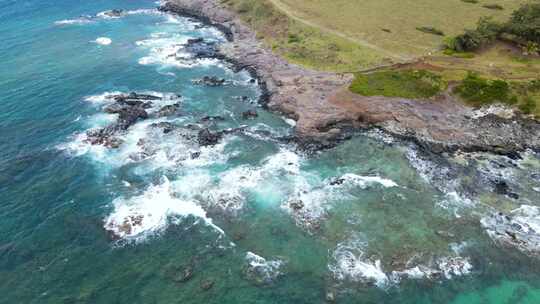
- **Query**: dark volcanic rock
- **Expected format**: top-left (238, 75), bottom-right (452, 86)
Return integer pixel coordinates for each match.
top-left (151, 122), bottom-right (177, 134)
top-left (184, 38), bottom-right (220, 59)
top-left (86, 92), bottom-right (157, 148)
top-left (103, 103), bottom-right (125, 114)
top-left (195, 76), bottom-right (226, 87)
top-left (493, 180), bottom-right (510, 195)
top-left (329, 178), bottom-right (346, 186)
top-left (198, 128), bottom-right (222, 146)
top-left (101, 9), bottom-right (124, 18)
top-left (86, 127), bottom-right (124, 148)
top-left (289, 199), bottom-right (304, 210)
top-left (117, 107), bottom-right (148, 127)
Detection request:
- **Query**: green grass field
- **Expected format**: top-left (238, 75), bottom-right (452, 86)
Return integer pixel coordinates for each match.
top-left (274, 0), bottom-right (527, 59)
top-left (222, 0), bottom-right (531, 71)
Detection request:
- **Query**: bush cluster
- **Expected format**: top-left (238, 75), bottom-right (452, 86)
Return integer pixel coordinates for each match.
top-left (446, 3), bottom-right (540, 52)
top-left (454, 72), bottom-right (516, 105)
top-left (454, 73), bottom-right (539, 116)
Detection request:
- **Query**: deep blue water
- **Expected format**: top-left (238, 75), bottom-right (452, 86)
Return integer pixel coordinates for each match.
top-left (2, 1), bottom-right (540, 303)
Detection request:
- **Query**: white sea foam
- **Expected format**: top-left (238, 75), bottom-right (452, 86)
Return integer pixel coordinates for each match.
top-left (336, 173), bottom-right (398, 188)
top-left (61, 91), bottom-right (185, 164)
top-left (436, 191), bottom-right (475, 218)
top-left (135, 28), bottom-right (223, 68)
top-left (54, 17), bottom-right (94, 25)
top-left (329, 237), bottom-right (389, 288)
top-left (104, 177), bottom-right (223, 241)
top-left (406, 147), bottom-right (476, 216)
top-left (281, 172), bottom-right (398, 230)
top-left (95, 37), bottom-right (112, 45)
top-left (96, 11), bottom-right (123, 19)
top-left (437, 257), bottom-right (473, 279)
top-left (283, 118), bottom-right (296, 127)
top-left (390, 265), bottom-right (439, 284)
top-left (84, 91), bottom-right (124, 104)
top-left (330, 235), bottom-right (473, 287)
top-left (244, 252), bottom-right (284, 283)
top-left (56, 8), bottom-right (165, 26)
top-left (511, 205), bottom-right (540, 233)
top-left (125, 8), bottom-right (161, 16)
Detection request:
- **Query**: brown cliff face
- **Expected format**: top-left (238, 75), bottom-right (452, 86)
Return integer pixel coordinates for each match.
top-left (161, 0), bottom-right (540, 154)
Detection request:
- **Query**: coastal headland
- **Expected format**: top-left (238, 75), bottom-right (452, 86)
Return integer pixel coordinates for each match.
top-left (160, 0), bottom-right (540, 155)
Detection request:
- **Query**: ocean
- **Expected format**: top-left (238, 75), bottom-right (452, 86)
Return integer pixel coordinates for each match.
top-left (1, 0), bottom-right (540, 303)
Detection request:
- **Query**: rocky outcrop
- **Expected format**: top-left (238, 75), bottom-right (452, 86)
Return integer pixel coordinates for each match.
top-left (184, 38), bottom-right (221, 59)
top-left (85, 92), bottom-right (160, 148)
top-left (161, 0), bottom-right (540, 154)
top-left (198, 128), bottom-right (222, 146)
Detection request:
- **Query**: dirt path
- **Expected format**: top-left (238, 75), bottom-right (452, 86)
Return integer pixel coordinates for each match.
top-left (267, 0), bottom-right (409, 61)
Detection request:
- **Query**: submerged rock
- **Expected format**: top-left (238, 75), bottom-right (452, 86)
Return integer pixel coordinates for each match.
top-left (481, 205), bottom-right (540, 256)
top-left (157, 103), bottom-right (181, 117)
top-left (200, 279), bottom-right (214, 291)
top-left (241, 110), bottom-right (258, 120)
top-left (289, 199), bottom-right (304, 210)
top-left (173, 266), bottom-right (194, 283)
top-left (200, 115), bottom-right (225, 122)
top-left (493, 180), bottom-right (510, 195)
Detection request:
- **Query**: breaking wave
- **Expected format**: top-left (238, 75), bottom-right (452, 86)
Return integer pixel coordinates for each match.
top-left (244, 252), bottom-right (284, 284)
top-left (104, 177), bottom-right (224, 241)
top-left (329, 235), bottom-right (473, 288)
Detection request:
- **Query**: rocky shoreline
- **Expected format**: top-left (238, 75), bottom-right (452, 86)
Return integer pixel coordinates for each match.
top-left (160, 0), bottom-right (540, 155)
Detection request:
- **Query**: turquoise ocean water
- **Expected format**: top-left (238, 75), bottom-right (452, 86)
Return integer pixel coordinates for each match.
top-left (2, 0), bottom-right (540, 303)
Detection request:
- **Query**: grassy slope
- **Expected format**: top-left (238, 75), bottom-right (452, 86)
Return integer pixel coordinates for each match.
top-left (221, 0), bottom-right (388, 72)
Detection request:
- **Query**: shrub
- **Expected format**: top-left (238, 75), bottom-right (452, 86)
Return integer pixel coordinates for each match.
top-left (528, 79), bottom-right (540, 91)
top-left (416, 26), bottom-right (445, 36)
top-left (454, 72), bottom-right (515, 105)
top-left (506, 3), bottom-right (540, 44)
top-left (461, 0), bottom-right (479, 3)
top-left (483, 4), bottom-right (504, 10)
top-left (446, 17), bottom-right (501, 52)
top-left (288, 33), bottom-right (301, 43)
top-left (519, 96), bottom-right (537, 114)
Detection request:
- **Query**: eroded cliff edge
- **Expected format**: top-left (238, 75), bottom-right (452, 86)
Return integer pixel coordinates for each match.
top-left (161, 0), bottom-right (540, 154)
